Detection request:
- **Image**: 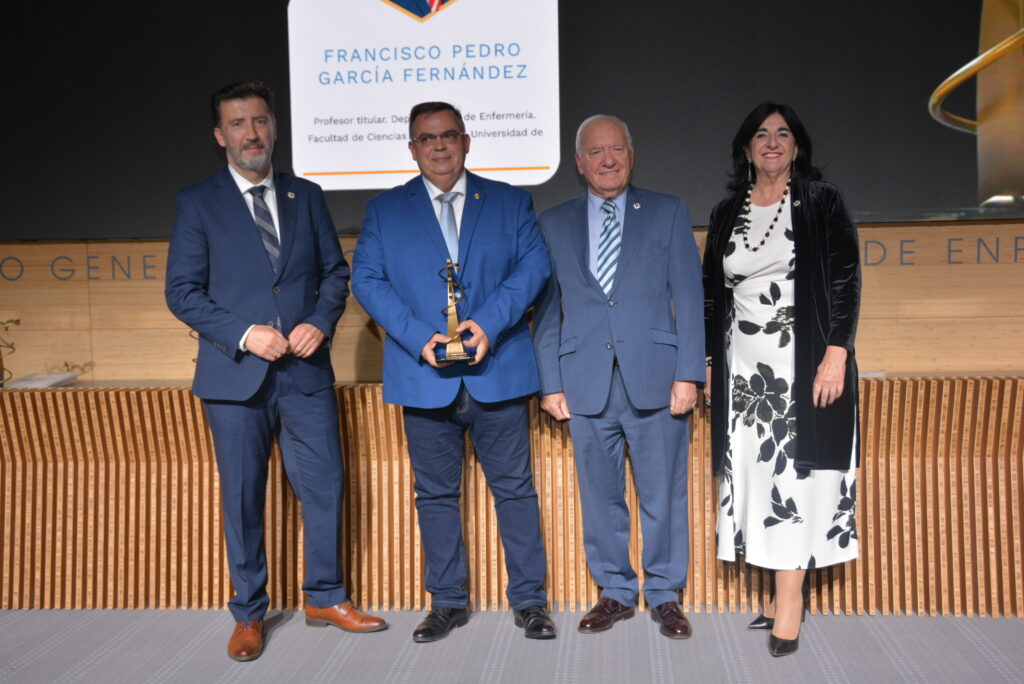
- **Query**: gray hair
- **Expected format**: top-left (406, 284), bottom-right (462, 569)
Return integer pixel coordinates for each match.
top-left (574, 114), bottom-right (633, 155)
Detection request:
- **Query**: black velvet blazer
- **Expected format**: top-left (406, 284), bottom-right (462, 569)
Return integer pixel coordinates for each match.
top-left (702, 179), bottom-right (861, 474)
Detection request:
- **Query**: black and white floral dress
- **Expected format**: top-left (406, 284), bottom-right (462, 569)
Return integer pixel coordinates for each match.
top-left (716, 200), bottom-right (858, 570)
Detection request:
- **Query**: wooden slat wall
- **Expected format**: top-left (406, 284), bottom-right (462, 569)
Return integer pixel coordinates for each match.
top-left (2, 223), bottom-right (1023, 383)
top-left (1, 378), bottom-right (1021, 616)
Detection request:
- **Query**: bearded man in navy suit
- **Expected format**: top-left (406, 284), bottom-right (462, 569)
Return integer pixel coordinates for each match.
top-left (352, 101), bottom-right (555, 643)
top-left (165, 81), bottom-right (386, 662)
top-left (533, 115), bottom-right (705, 639)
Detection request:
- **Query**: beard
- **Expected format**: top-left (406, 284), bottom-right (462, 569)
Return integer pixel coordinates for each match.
top-left (231, 143), bottom-right (273, 174)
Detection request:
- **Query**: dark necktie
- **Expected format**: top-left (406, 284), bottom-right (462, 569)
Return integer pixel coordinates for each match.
top-left (248, 186), bottom-right (280, 272)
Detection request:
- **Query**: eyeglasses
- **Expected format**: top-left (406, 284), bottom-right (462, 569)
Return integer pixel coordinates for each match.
top-left (411, 130), bottom-right (465, 146)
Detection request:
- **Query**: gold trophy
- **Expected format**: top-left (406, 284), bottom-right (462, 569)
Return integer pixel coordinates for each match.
top-left (434, 259), bottom-right (475, 363)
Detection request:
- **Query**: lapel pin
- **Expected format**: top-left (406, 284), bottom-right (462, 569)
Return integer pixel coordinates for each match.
top-left (287, 191), bottom-right (296, 199)
top-left (474, 193), bottom-right (480, 200)
top-left (633, 202), bottom-right (641, 209)
top-left (793, 200), bottom-right (801, 207)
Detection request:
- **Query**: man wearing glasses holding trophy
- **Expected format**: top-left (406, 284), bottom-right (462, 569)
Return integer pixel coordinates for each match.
top-left (352, 102), bottom-right (554, 643)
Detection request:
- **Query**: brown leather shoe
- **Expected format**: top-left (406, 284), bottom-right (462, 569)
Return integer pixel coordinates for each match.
top-left (578, 597), bottom-right (635, 633)
top-left (227, 620), bottom-right (263, 661)
top-left (650, 601), bottom-right (692, 639)
top-left (305, 601), bottom-right (388, 633)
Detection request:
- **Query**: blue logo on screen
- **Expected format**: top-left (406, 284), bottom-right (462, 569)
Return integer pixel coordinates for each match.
top-left (381, 0), bottom-right (456, 20)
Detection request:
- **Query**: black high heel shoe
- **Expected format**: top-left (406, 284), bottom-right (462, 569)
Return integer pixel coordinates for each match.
top-left (768, 630), bottom-right (800, 657)
top-left (748, 579), bottom-right (809, 630)
top-left (767, 582), bottom-right (810, 657)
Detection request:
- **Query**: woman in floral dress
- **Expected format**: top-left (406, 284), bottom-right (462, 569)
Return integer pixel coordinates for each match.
top-left (702, 102), bottom-right (861, 657)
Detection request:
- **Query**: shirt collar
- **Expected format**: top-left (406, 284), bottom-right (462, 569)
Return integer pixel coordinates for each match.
top-left (228, 164), bottom-right (275, 196)
top-left (587, 188), bottom-right (627, 216)
top-left (422, 171), bottom-right (468, 201)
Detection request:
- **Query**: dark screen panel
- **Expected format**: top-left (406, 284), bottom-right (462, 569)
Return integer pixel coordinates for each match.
top-left (6, 1), bottom-right (1009, 241)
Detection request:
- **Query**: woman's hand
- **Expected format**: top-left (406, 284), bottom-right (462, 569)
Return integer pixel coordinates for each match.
top-left (813, 345), bottom-right (848, 408)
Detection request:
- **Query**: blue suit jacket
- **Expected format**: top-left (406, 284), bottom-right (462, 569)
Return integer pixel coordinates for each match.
top-left (165, 168), bottom-right (350, 401)
top-left (352, 172), bottom-right (549, 408)
top-left (533, 186), bottom-right (705, 415)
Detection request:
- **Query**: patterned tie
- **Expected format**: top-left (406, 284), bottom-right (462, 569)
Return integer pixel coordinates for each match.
top-left (248, 186), bottom-right (280, 272)
top-left (596, 199), bottom-right (622, 295)
top-left (437, 192), bottom-right (460, 263)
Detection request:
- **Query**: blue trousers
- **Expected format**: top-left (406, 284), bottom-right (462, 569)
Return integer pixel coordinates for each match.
top-left (203, 363), bottom-right (349, 621)
top-left (569, 367), bottom-right (691, 607)
top-left (403, 386), bottom-right (547, 609)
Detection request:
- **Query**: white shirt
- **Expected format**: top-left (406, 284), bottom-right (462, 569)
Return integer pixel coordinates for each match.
top-left (422, 171), bottom-right (468, 236)
top-left (226, 164), bottom-right (279, 351)
top-left (227, 164), bottom-right (280, 242)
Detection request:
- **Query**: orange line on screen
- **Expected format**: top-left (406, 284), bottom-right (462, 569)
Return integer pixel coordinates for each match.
top-left (304, 169), bottom-right (418, 176)
top-left (468, 166), bottom-right (551, 172)
top-left (303, 166), bottom-right (551, 177)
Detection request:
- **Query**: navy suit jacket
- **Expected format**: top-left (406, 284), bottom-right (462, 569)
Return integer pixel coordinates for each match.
top-left (165, 168), bottom-right (350, 402)
top-left (351, 172), bottom-right (550, 409)
top-left (533, 186), bottom-right (705, 415)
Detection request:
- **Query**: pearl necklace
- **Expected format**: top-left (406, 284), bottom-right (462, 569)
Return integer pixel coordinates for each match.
top-left (740, 181), bottom-right (789, 252)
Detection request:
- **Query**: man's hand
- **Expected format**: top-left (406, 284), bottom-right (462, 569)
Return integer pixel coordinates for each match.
top-left (421, 332), bottom-right (454, 369)
top-left (669, 381), bottom-right (698, 416)
top-left (245, 325), bottom-right (289, 362)
top-left (288, 323), bottom-right (326, 358)
top-left (813, 345), bottom-right (848, 408)
top-left (540, 392), bottom-right (571, 421)
top-left (456, 319), bottom-right (490, 365)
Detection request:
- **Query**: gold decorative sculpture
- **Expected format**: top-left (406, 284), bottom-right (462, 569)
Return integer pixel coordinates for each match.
top-left (45, 361), bottom-right (95, 375)
top-left (929, 2), bottom-right (1024, 206)
top-left (0, 319), bottom-right (21, 388)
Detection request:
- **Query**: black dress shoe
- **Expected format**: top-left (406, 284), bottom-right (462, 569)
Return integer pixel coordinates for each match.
top-left (650, 602), bottom-right (693, 639)
top-left (513, 606), bottom-right (556, 639)
top-left (412, 607), bottom-right (469, 643)
top-left (747, 613), bottom-right (774, 630)
top-left (578, 597), bottom-right (635, 633)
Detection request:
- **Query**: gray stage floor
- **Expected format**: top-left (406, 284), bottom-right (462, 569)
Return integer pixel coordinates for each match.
top-left (1, 609), bottom-right (1021, 684)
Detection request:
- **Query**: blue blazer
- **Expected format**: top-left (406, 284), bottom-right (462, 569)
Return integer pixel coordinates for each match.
top-left (165, 168), bottom-right (350, 402)
top-left (352, 172), bottom-right (550, 408)
top-left (533, 187), bottom-right (705, 415)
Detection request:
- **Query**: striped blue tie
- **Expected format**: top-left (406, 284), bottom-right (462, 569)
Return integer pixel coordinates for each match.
top-left (596, 199), bottom-right (621, 295)
top-left (249, 186), bottom-right (280, 272)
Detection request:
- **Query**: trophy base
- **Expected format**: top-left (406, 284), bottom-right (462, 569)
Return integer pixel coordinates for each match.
top-left (434, 344), bottom-right (476, 363)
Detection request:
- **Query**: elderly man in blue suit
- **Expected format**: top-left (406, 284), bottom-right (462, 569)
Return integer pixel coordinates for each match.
top-left (352, 101), bottom-right (554, 642)
top-left (533, 115), bottom-right (705, 639)
top-left (166, 81), bottom-right (386, 662)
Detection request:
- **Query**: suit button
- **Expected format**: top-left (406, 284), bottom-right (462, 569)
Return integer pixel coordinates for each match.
top-left (273, 287), bottom-right (280, 294)
top-left (605, 343), bottom-right (613, 350)
top-left (608, 300), bottom-right (615, 307)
